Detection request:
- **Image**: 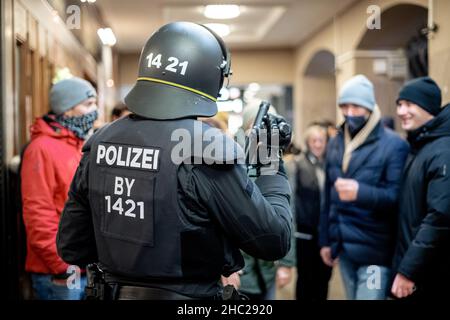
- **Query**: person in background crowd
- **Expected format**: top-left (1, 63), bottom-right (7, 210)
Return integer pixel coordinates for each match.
top-left (21, 77), bottom-right (98, 300)
top-left (111, 102), bottom-right (131, 121)
top-left (381, 116), bottom-right (396, 131)
top-left (231, 100), bottom-right (296, 300)
top-left (283, 141), bottom-right (302, 207)
top-left (319, 75), bottom-right (409, 300)
top-left (199, 112), bottom-right (229, 134)
top-left (311, 120), bottom-right (338, 140)
top-left (295, 124), bottom-right (332, 301)
top-left (391, 77), bottom-right (450, 300)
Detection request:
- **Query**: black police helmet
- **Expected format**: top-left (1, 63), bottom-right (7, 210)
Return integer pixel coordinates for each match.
top-left (125, 21), bottom-right (232, 120)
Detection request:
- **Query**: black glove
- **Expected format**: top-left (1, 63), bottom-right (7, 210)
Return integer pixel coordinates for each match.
top-left (247, 113), bottom-right (291, 177)
top-left (267, 113), bottom-right (292, 152)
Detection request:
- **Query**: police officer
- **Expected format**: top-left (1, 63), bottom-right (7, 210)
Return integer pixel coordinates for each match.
top-left (56, 21), bottom-right (292, 300)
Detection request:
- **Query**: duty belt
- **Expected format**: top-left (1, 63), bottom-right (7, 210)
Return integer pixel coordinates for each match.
top-left (117, 286), bottom-right (201, 300)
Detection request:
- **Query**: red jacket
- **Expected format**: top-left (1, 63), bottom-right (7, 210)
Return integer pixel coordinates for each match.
top-left (21, 116), bottom-right (84, 274)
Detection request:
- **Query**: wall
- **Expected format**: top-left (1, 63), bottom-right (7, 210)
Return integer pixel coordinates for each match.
top-left (429, 0), bottom-right (450, 104)
top-left (1, 0), bottom-right (99, 161)
top-left (116, 0), bottom-right (445, 139)
top-left (293, 0), bottom-right (428, 140)
top-left (118, 53), bottom-right (140, 89)
top-left (353, 54), bottom-right (404, 130)
top-left (230, 49), bottom-right (295, 85)
top-left (301, 76), bottom-right (336, 137)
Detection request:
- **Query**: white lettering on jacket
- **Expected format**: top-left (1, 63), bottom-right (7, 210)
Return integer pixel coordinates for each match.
top-left (96, 144), bottom-right (160, 171)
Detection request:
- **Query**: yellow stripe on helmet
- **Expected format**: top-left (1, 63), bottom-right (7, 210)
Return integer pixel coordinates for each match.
top-left (137, 77), bottom-right (217, 102)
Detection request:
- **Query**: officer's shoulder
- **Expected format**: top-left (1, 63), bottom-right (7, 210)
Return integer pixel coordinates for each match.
top-left (191, 120), bottom-right (245, 164)
top-left (83, 121), bottom-right (114, 152)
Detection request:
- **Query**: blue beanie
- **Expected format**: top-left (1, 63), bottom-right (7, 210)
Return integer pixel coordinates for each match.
top-left (338, 75), bottom-right (376, 111)
top-left (50, 77), bottom-right (97, 115)
top-left (396, 77), bottom-right (442, 116)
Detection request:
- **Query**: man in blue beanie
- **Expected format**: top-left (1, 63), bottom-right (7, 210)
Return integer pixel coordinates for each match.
top-left (319, 74), bottom-right (409, 300)
top-left (21, 77), bottom-right (98, 300)
top-left (391, 77), bottom-right (450, 300)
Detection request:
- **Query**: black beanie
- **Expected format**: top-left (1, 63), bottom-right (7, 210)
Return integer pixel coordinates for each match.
top-left (396, 77), bottom-right (442, 116)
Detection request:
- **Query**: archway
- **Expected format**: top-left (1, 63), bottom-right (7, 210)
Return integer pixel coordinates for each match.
top-left (354, 4), bottom-right (428, 131)
top-left (300, 49), bottom-right (336, 141)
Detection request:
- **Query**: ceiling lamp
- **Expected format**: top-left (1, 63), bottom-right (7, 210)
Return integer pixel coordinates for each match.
top-left (97, 28), bottom-right (117, 46)
top-left (204, 5), bottom-right (240, 20)
top-left (203, 23), bottom-right (230, 37)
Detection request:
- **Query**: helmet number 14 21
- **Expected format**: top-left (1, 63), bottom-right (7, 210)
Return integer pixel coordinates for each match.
top-left (146, 53), bottom-right (189, 76)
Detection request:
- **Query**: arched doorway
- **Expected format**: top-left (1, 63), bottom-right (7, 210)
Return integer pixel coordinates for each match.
top-left (353, 4), bottom-right (428, 131)
top-left (300, 50), bottom-right (336, 140)
top-left (358, 4), bottom-right (428, 77)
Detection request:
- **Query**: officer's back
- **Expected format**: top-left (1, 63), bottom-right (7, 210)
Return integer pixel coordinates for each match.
top-left (56, 22), bottom-right (292, 300)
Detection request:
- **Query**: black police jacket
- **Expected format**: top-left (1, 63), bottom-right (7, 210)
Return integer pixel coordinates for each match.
top-left (392, 104), bottom-right (450, 298)
top-left (56, 115), bottom-right (292, 298)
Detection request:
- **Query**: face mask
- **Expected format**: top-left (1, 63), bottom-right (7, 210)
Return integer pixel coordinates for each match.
top-left (345, 115), bottom-right (368, 137)
top-left (57, 110), bottom-right (98, 140)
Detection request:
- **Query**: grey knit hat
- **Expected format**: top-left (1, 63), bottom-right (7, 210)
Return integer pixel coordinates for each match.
top-left (50, 77), bottom-right (97, 115)
top-left (338, 74), bottom-right (376, 111)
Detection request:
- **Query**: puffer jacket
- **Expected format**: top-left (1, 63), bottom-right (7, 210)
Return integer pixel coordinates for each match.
top-left (392, 104), bottom-right (450, 296)
top-left (319, 122), bottom-right (409, 266)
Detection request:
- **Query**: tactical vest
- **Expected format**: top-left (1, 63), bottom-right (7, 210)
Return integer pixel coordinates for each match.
top-left (87, 115), bottom-right (243, 283)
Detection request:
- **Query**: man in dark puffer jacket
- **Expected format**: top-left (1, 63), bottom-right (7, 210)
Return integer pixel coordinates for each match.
top-left (392, 77), bottom-right (450, 300)
top-left (319, 75), bottom-right (409, 300)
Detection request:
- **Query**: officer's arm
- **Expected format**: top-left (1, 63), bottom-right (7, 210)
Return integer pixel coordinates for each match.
top-left (57, 151), bottom-right (98, 267)
top-left (185, 163), bottom-right (292, 261)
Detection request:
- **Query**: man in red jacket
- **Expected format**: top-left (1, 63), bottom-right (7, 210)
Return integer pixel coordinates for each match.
top-left (21, 77), bottom-right (98, 300)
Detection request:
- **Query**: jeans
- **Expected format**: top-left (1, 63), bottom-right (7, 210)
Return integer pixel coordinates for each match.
top-left (31, 274), bottom-right (87, 300)
top-left (339, 254), bottom-right (391, 300)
